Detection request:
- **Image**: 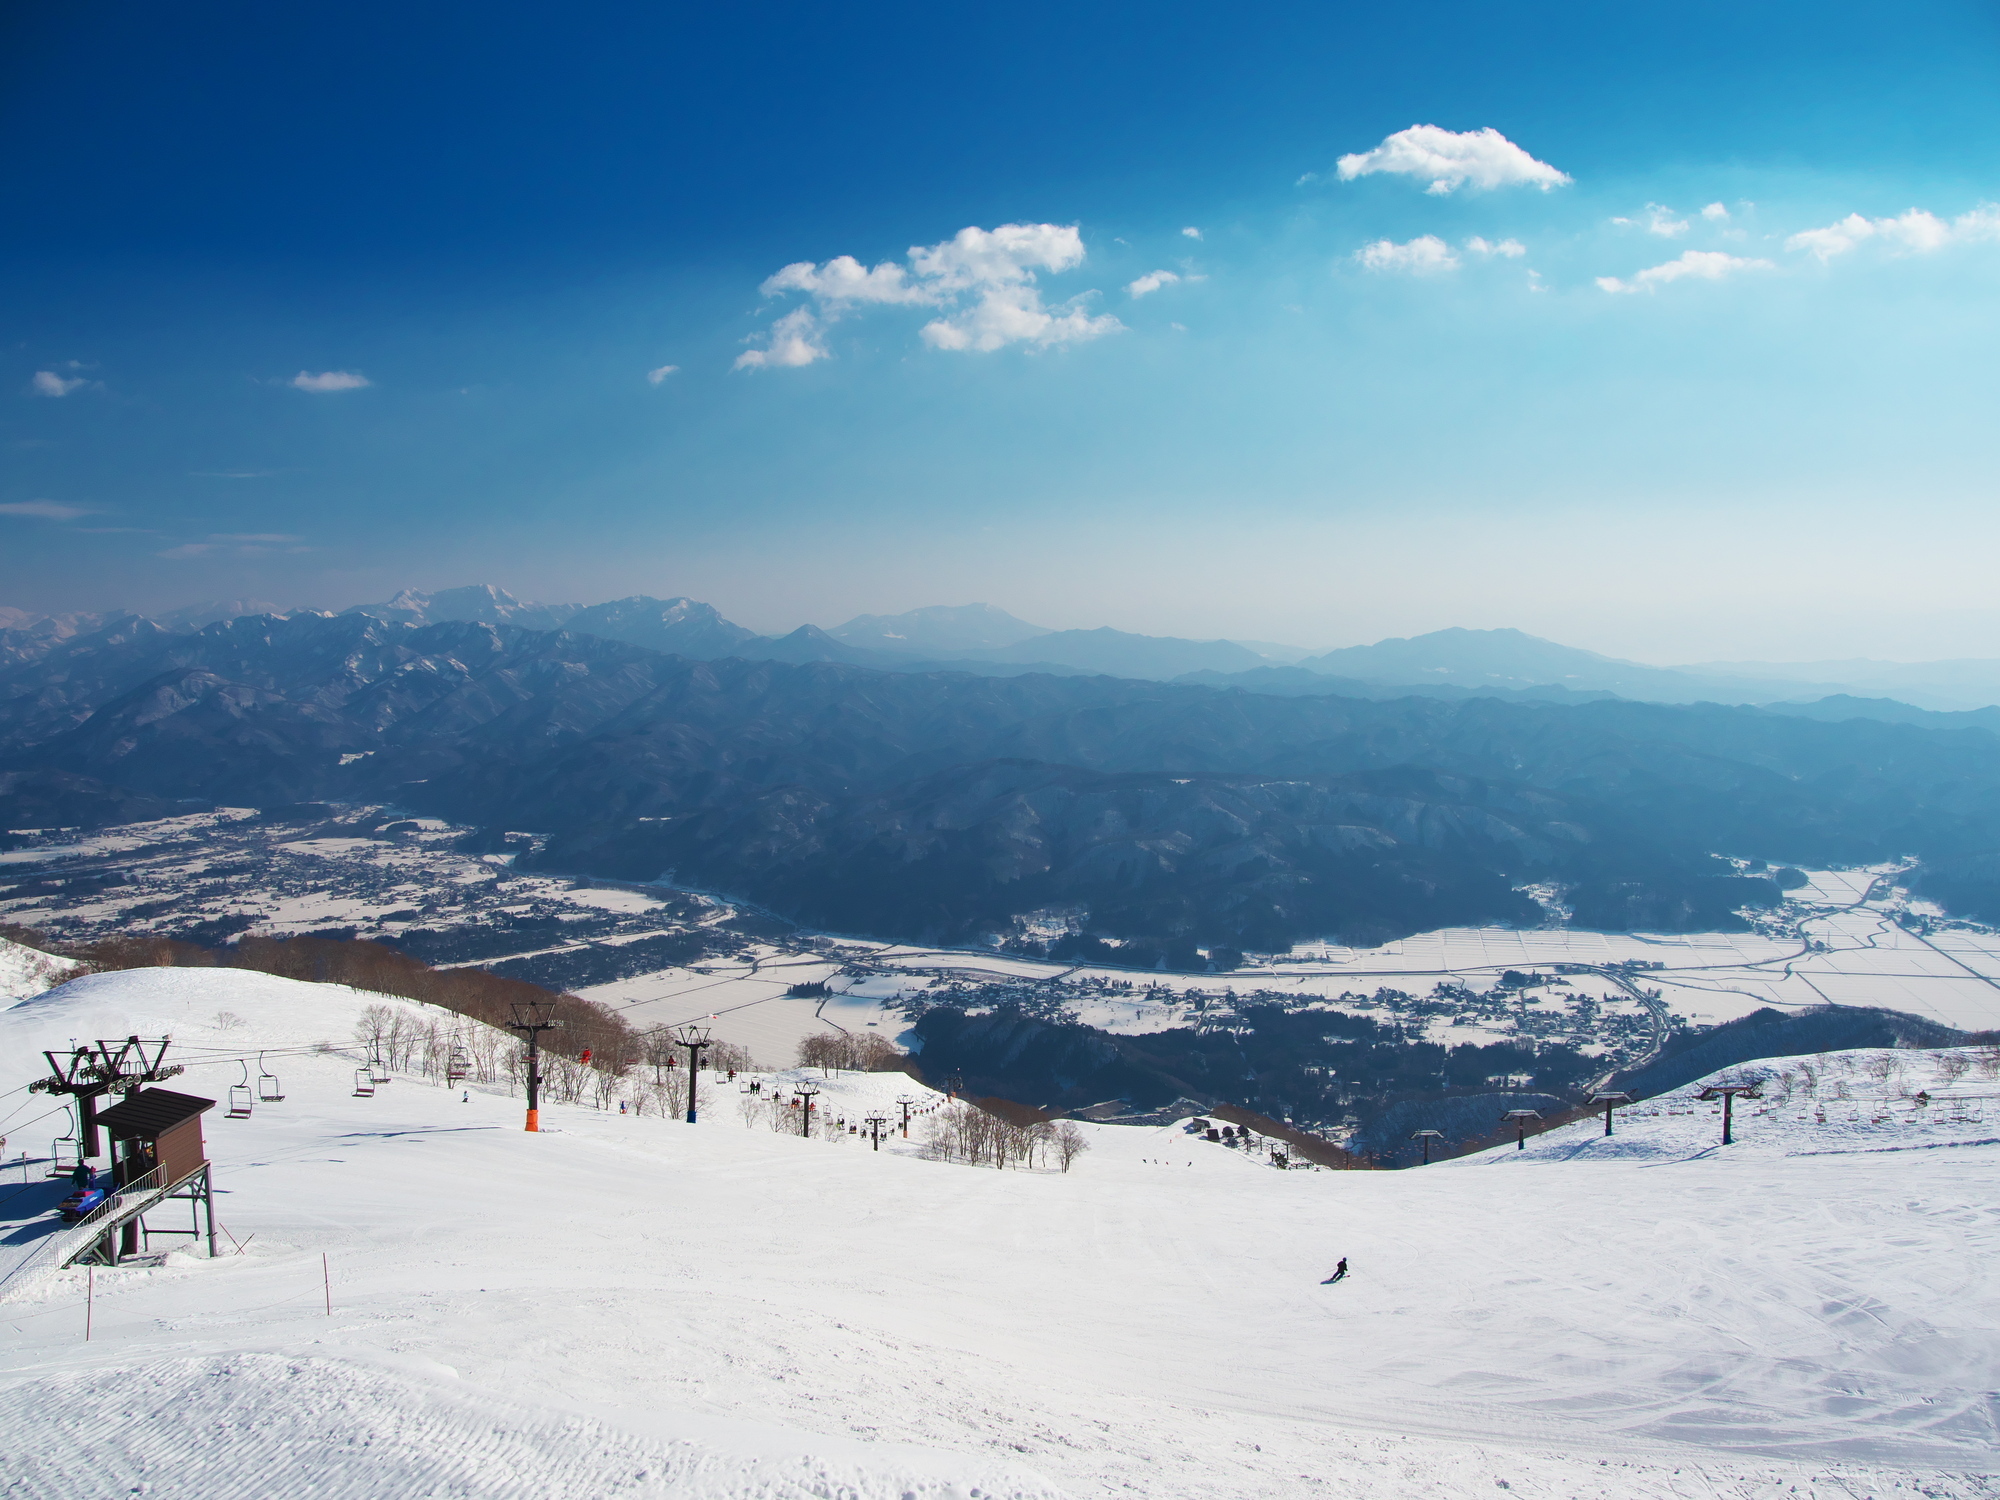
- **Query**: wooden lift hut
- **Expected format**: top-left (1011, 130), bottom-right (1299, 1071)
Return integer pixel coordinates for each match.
top-left (89, 1087), bottom-right (218, 1262)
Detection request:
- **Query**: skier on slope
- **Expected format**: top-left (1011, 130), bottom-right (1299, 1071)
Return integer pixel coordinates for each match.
top-left (1322, 1257), bottom-right (1348, 1285)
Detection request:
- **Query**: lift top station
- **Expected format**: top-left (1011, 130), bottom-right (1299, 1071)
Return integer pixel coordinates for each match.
top-left (29, 1036), bottom-right (186, 1162)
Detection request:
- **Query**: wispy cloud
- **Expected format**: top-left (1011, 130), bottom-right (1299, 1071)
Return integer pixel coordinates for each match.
top-left (1333, 125), bottom-right (1570, 195)
top-left (1128, 269), bottom-right (1201, 298)
top-left (1702, 202), bottom-right (1731, 222)
top-left (1180, 227), bottom-right (1203, 240)
top-left (1466, 236), bottom-right (1527, 258)
top-left (1356, 235), bottom-right (1458, 273)
top-left (0, 499), bottom-right (95, 520)
top-left (158, 532), bottom-right (308, 560)
top-left (30, 371), bottom-right (88, 397)
top-left (646, 364), bottom-right (680, 383)
top-left (1596, 250), bottom-right (1774, 294)
top-left (1612, 203), bottom-right (1689, 237)
top-left (291, 370), bottom-right (370, 392)
top-left (1785, 205), bottom-right (2000, 261)
top-left (741, 222), bottom-right (1121, 367)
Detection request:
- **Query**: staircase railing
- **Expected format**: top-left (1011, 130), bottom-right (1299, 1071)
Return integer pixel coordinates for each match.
top-left (0, 1164), bottom-right (174, 1299)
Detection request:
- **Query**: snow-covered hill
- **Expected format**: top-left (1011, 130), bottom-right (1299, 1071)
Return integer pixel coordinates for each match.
top-left (1, 968), bottom-right (1996, 1499)
top-left (0, 934), bottom-right (80, 1002)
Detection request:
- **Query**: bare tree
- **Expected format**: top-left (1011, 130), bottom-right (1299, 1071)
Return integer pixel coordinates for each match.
top-left (355, 1003), bottom-right (395, 1057)
top-left (642, 1031), bottom-right (678, 1085)
top-left (1052, 1120), bottom-right (1089, 1172)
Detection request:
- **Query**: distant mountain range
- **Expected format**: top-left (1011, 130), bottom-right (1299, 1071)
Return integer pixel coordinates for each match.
top-left (9, 586), bottom-right (2000, 715)
top-left (10, 610), bottom-right (2000, 949)
top-left (826, 603), bottom-right (1049, 654)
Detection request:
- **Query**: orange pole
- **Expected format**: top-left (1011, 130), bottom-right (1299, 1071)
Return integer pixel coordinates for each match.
top-left (525, 1108), bottom-right (540, 1132)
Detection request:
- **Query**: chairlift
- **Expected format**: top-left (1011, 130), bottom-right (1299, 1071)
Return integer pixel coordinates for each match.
top-left (353, 1067), bottom-right (376, 1097)
top-left (227, 1060), bottom-right (254, 1119)
top-left (369, 1051), bottom-right (391, 1086)
top-left (446, 1037), bottom-right (471, 1084)
top-left (256, 1050), bottom-right (285, 1102)
top-left (49, 1107), bottom-right (80, 1177)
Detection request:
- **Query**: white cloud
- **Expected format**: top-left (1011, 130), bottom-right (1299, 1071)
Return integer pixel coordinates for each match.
top-left (1596, 250), bottom-right (1775, 294)
top-left (1702, 202), bottom-right (1730, 221)
top-left (0, 499), bottom-right (93, 520)
top-left (1785, 205), bottom-right (2000, 261)
top-left (1181, 227), bottom-right (1202, 240)
top-left (1612, 203), bottom-right (1689, 237)
top-left (760, 255), bottom-right (928, 305)
top-left (734, 307), bottom-right (830, 370)
top-left (1128, 269), bottom-right (1199, 298)
top-left (159, 533), bottom-right (306, 560)
top-left (646, 365), bottom-right (680, 383)
top-left (31, 371), bottom-right (87, 397)
top-left (920, 288), bottom-right (1120, 352)
top-left (906, 223), bottom-right (1086, 291)
top-left (292, 370), bottom-right (370, 392)
top-left (744, 222), bottom-right (1121, 364)
top-left (1356, 235), bottom-right (1458, 273)
top-left (1335, 125), bottom-right (1570, 195)
top-left (1465, 236), bottom-right (1527, 258)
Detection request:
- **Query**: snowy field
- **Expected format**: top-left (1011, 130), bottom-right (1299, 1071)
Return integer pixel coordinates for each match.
top-left (2, 967), bottom-right (1997, 1499)
top-left (10, 808), bottom-right (2000, 1054)
top-left (864, 862), bottom-right (2000, 1037)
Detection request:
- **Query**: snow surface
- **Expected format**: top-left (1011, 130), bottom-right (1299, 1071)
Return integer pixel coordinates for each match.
top-left (2, 967), bottom-right (1997, 1498)
top-left (0, 935), bottom-right (79, 1003)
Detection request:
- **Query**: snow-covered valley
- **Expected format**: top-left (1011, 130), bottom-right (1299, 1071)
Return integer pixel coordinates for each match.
top-left (2, 965), bottom-right (1995, 1498)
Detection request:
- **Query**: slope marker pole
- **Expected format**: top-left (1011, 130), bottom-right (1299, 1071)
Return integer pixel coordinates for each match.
top-left (323, 1252), bottom-right (331, 1315)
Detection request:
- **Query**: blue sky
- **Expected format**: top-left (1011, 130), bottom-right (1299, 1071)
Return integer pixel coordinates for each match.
top-left (5, 0), bottom-right (2000, 661)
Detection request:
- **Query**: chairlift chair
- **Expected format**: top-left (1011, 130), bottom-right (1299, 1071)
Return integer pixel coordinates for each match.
top-left (369, 1051), bottom-right (391, 1086)
top-left (227, 1060), bottom-right (254, 1119)
top-left (353, 1067), bottom-right (376, 1097)
top-left (49, 1107), bottom-right (80, 1176)
top-left (446, 1040), bottom-right (471, 1084)
top-left (256, 1051), bottom-right (285, 1102)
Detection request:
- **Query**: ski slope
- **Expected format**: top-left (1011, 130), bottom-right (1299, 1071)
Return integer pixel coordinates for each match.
top-left (1, 967), bottom-right (1996, 1499)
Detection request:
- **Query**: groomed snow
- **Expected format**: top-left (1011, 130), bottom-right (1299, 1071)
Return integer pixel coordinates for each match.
top-left (2, 968), bottom-right (1997, 1499)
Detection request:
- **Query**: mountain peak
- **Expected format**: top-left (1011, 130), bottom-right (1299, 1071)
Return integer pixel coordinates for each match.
top-left (342, 585), bottom-right (581, 632)
top-left (828, 603), bottom-right (1050, 655)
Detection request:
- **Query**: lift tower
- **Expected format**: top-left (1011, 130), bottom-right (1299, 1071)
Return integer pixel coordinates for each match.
top-left (30, 1037), bottom-right (184, 1161)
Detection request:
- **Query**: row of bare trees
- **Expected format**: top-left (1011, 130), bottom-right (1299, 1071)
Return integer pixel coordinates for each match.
top-left (796, 1031), bottom-right (906, 1073)
top-left (70, 930), bottom-right (642, 1073)
top-left (920, 1102), bottom-right (1089, 1171)
top-left (736, 1092), bottom-right (870, 1139)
